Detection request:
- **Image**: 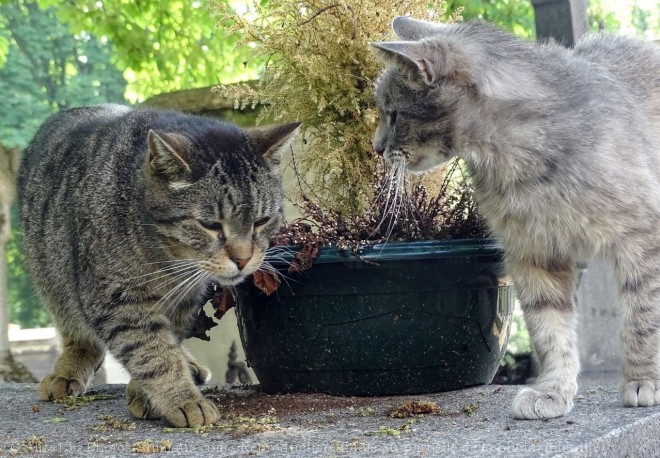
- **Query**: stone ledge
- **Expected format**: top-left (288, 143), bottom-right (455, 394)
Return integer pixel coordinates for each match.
top-left (1, 383), bottom-right (659, 457)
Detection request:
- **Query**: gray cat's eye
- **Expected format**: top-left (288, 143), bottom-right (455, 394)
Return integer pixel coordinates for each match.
top-left (389, 110), bottom-right (398, 126)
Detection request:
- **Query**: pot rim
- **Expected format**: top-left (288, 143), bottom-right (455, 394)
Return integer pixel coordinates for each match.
top-left (270, 237), bottom-right (502, 264)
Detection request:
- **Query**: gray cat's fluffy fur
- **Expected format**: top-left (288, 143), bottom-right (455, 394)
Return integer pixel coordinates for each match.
top-left (18, 104), bottom-right (299, 427)
top-left (372, 17), bottom-right (660, 419)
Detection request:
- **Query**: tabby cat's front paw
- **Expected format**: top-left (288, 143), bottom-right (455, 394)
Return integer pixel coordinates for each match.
top-left (163, 398), bottom-right (220, 428)
top-left (38, 374), bottom-right (87, 400)
top-left (511, 386), bottom-right (575, 420)
top-left (621, 379), bottom-right (660, 407)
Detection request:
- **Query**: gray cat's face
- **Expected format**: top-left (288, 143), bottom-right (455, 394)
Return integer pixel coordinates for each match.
top-left (372, 18), bottom-right (494, 173)
top-left (144, 123), bottom-right (299, 286)
top-left (373, 69), bottom-right (458, 172)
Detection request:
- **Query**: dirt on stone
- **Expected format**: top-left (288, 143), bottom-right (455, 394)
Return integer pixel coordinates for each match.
top-left (203, 386), bottom-right (381, 418)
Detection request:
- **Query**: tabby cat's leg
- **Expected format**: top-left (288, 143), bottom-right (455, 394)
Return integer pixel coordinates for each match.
top-left (508, 261), bottom-right (580, 420)
top-left (96, 305), bottom-right (219, 427)
top-left (180, 347), bottom-right (212, 385)
top-left (39, 333), bottom-right (105, 400)
top-left (614, 254), bottom-right (660, 407)
top-left (125, 349), bottom-right (212, 420)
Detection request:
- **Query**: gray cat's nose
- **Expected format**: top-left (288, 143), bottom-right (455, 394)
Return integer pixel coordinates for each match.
top-left (374, 145), bottom-right (385, 156)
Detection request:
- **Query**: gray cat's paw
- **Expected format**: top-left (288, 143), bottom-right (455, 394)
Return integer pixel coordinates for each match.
top-left (511, 386), bottom-right (574, 419)
top-left (189, 361), bottom-right (212, 385)
top-left (163, 398), bottom-right (219, 428)
top-left (38, 374), bottom-right (87, 400)
top-left (125, 380), bottom-right (160, 420)
top-left (621, 380), bottom-right (660, 407)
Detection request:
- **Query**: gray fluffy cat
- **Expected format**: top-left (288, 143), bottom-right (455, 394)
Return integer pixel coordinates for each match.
top-left (372, 17), bottom-right (660, 419)
top-left (18, 104), bottom-right (299, 427)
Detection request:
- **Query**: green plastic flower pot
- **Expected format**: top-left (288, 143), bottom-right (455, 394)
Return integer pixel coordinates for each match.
top-left (235, 239), bottom-right (514, 396)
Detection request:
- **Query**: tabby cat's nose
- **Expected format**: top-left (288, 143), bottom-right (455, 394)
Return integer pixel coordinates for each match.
top-left (232, 257), bottom-right (250, 270)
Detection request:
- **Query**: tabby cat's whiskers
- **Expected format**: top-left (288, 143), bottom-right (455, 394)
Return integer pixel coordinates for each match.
top-left (154, 269), bottom-right (207, 317)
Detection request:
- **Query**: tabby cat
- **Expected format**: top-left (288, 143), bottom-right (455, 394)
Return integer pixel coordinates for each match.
top-left (372, 17), bottom-right (660, 419)
top-left (18, 104), bottom-right (299, 427)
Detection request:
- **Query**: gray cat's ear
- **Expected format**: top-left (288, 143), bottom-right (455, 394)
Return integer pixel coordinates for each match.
top-left (245, 122), bottom-right (301, 173)
top-left (392, 16), bottom-right (447, 40)
top-left (147, 130), bottom-right (192, 179)
top-left (370, 40), bottom-right (465, 86)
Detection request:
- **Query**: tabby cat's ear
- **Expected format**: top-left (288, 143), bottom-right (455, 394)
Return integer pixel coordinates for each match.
top-left (370, 40), bottom-right (466, 86)
top-left (391, 16), bottom-right (447, 40)
top-left (245, 122), bottom-right (301, 173)
top-left (147, 130), bottom-right (192, 180)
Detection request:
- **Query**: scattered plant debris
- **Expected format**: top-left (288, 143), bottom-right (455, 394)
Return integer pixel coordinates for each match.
top-left (54, 393), bottom-right (115, 410)
top-left (163, 415), bottom-right (279, 437)
top-left (387, 400), bottom-right (440, 418)
top-left (8, 436), bottom-right (45, 456)
top-left (462, 403), bottom-right (479, 416)
top-left (44, 417), bottom-right (69, 424)
top-left (365, 419), bottom-right (416, 437)
top-left (93, 414), bottom-right (137, 432)
top-left (31, 404), bottom-right (40, 413)
top-left (355, 407), bottom-right (376, 417)
top-left (87, 435), bottom-right (114, 447)
top-left (130, 439), bottom-right (172, 454)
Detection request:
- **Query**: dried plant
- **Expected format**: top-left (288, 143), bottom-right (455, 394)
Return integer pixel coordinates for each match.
top-left (212, 0), bottom-right (462, 215)
top-left (274, 157), bottom-right (488, 256)
top-left (205, 1), bottom-right (487, 306)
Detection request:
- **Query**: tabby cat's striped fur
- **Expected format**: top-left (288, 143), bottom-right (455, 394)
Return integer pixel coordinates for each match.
top-left (18, 104), bottom-right (299, 427)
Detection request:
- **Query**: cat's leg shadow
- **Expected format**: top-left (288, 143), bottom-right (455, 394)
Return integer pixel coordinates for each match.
top-left (38, 333), bottom-right (105, 400)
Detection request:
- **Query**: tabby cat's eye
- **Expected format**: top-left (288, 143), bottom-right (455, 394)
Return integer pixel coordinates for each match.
top-left (254, 216), bottom-right (271, 228)
top-left (198, 220), bottom-right (223, 232)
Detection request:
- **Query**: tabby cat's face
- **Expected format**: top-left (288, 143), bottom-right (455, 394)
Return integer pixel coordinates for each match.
top-left (144, 123), bottom-right (299, 286)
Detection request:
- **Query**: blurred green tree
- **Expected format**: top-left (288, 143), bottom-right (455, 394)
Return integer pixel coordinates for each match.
top-left (0, 0), bottom-right (126, 328)
top-left (39, 0), bottom-right (259, 102)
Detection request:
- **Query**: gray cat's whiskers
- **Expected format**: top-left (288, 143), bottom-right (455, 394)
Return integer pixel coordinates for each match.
top-left (373, 164), bottom-right (401, 236)
top-left (382, 160), bottom-right (408, 242)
